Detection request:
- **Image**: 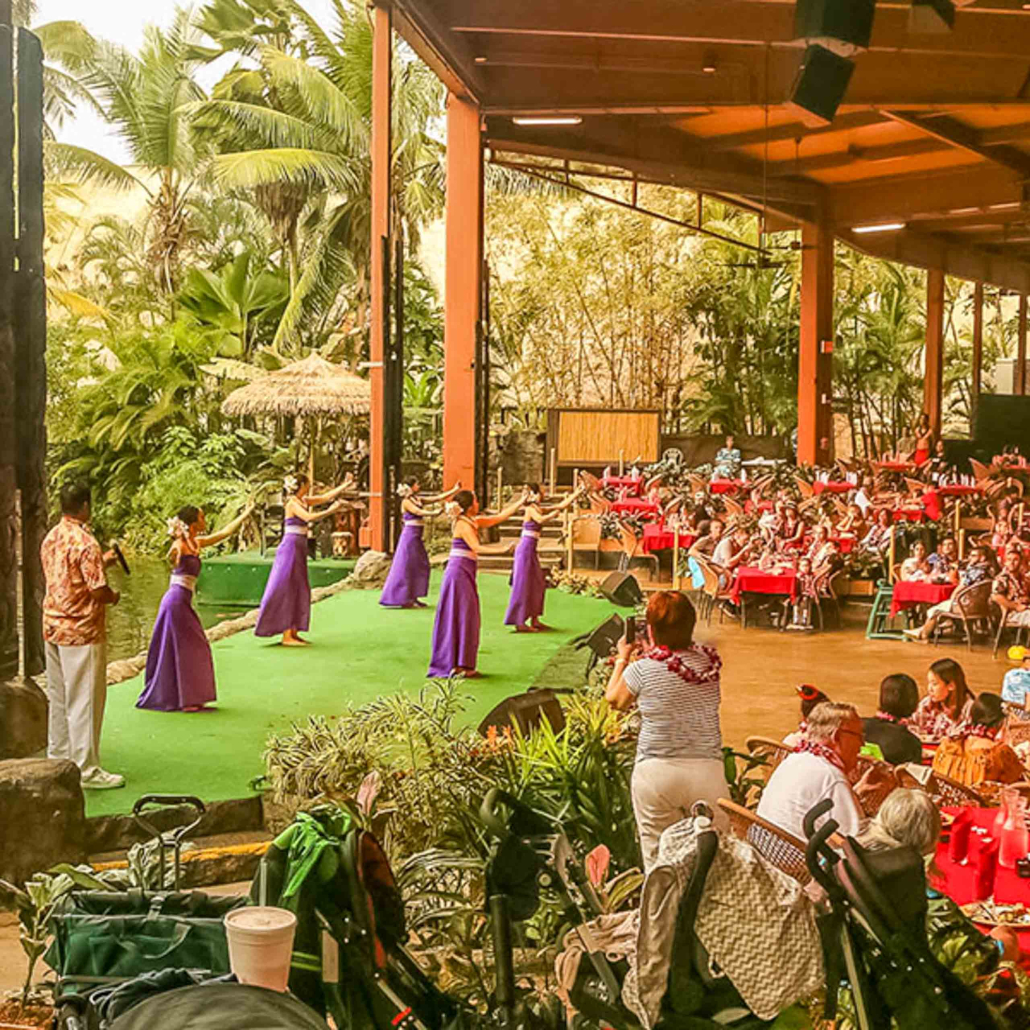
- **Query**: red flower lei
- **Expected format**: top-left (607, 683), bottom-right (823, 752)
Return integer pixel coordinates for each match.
top-left (643, 644), bottom-right (721, 685)
top-left (875, 710), bottom-right (900, 724)
top-left (968, 723), bottom-right (999, 740)
top-left (794, 738), bottom-right (846, 772)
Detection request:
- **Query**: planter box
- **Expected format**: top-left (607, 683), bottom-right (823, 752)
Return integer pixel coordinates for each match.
top-left (839, 577), bottom-right (876, 597)
top-left (959, 517), bottom-right (992, 531)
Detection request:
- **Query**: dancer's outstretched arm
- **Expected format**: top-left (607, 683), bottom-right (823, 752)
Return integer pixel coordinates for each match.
top-left (476, 489), bottom-right (529, 530)
top-left (308, 474), bottom-right (356, 506)
top-left (196, 506), bottom-right (255, 549)
top-left (288, 499), bottom-right (346, 524)
top-left (422, 482), bottom-right (461, 503)
top-left (536, 487), bottom-right (586, 524)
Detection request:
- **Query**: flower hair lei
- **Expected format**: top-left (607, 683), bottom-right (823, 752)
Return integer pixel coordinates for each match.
top-left (643, 644), bottom-right (721, 685)
top-left (166, 516), bottom-right (190, 540)
top-left (283, 474), bottom-right (300, 495)
top-left (444, 500), bottom-right (461, 520)
top-left (397, 484), bottom-right (414, 499)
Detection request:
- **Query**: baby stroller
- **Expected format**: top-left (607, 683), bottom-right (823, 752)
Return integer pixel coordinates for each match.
top-left (46, 795), bottom-right (246, 1030)
top-left (803, 797), bottom-right (996, 1030)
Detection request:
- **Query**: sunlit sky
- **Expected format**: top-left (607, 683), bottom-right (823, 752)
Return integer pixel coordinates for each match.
top-left (38, 0), bottom-right (339, 164)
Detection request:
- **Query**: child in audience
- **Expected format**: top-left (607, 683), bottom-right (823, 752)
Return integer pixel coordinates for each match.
top-left (783, 684), bottom-right (831, 747)
top-left (1002, 647), bottom-right (1030, 711)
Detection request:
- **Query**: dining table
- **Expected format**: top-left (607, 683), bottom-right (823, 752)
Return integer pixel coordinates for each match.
top-left (709, 479), bottom-right (747, 495)
top-left (938, 484), bottom-right (983, 498)
top-left (611, 499), bottom-right (660, 518)
top-left (889, 580), bottom-right (956, 618)
top-left (731, 565), bottom-right (799, 606)
top-left (640, 526), bottom-right (696, 554)
top-left (601, 475), bottom-right (643, 496)
top-left (812, 481), bottom-right (854, 496)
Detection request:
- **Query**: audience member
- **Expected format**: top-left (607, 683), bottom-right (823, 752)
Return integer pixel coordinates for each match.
top-left (931, 692), bottom-right (1024, 788)
top-left (756, 702), bottom-right (890, 841)
top-left (898, 540), bottom-right (931, 582)
top-left (927, 537), bottom-right (960, 585)
top-left (782, 684), bottom-right (830, 748)
top-left (860, 509), bottom-right (893, 556)
top-left (855, 476), bottom-right (876, 516)
top-left (903, 545), bottom-right (998, 642)
top-left (992, 548), bottom-right (1030, 633)
top-left (909, 658), bottom-right (975, 739)
top-left (689, 519), bottom-right (724, 560)
top-left (712, 434), bottom-right (742, 480)
top-left (605, 591), bottom-right (726, 870)
top-left (863, 674), bottom-right (922, 765)
top-left (1002, 647), bottom-right (1030, 710)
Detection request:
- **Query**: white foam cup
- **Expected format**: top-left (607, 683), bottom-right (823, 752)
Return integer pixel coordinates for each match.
top-left (224, 906), bottom-right (297, 991)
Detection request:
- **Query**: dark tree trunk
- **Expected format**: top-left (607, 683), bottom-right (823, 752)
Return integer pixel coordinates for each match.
top-left (16, 28), bottom-right (46, 677)
top-left (0, 5), bottom-right (19, 680)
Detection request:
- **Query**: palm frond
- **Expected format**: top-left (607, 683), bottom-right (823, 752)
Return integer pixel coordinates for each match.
top-left (211, 147), bottom-right (360, 194)
top-left (45, 141), bottom-right (145, 193)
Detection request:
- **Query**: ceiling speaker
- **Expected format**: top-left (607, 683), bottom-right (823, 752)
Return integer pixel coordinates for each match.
top-left (787, 44), bottom-right (856, 128)
top-left (909, 0), bottom-right (955, 32)
top-left (794, 0), bottom-right (876, 55)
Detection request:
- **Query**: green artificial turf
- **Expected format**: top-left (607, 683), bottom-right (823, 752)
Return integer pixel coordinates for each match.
top-left (88, 574), bottom-right (613, 816)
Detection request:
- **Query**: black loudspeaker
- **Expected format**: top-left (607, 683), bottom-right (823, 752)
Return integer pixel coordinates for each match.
top-left (910, 0), bottom-right (955, 33)
top-left (975, 396), bottom-right (1030, 458)
top-left (600, 571), bottom-right (643, 608)
top-left (572, 613), bottom-right (626, 674)
top-left (794, 0), bottom-right (875, 51)
top-left (787, 45), bottom-right (855, 127)
top-left (477, 689), bottom-right (565, 737)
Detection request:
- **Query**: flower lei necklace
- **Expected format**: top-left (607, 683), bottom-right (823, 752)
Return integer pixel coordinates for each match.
top-left (968, 723), bottom-right (999, 740)
top-left (875, 710), bottom-right (901, 724)
top-left (794, 738), bottom-right (845, 772)
top-left (643, 644), bottom-right (721, 685)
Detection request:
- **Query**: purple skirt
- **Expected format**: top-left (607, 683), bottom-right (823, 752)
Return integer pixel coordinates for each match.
top-left (504, 537), bottom-right (546, 626)
top-left (427, 555), bottom-right (480, 677)
top-left (137, 584), bottom-right (216, 711)
top-left (255, 534), bottom-right (311, 637)
top-left (380, 525), bottom-right (430, 607)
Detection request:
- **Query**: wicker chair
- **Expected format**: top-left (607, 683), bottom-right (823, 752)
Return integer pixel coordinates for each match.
top-left (970, 458), bottom-right (994, 483)
top-left (930, 579), bottom-right (994, 651)
top-left (618, 522), bottom-right (659, 579)
top-left (696, 556), bottom-right (734, 625)
top-left (932, 773), bottom-right (986, 808)
top-left (745, 736), bottom-right (794, 778)
top-left (850, 756), bottom-right (898, 817)
top-left (570, 515), bottom-right (602, 570)
top-left (717, 799), bottom-right (811, 885)
top-left (794, 476), bottom-right (814, 500)
top-left (722, 497), bottom-right (745, 520)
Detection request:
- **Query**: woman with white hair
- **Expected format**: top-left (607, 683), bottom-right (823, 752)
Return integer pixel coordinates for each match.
top-left (856, 788), bottom-right (941, 856)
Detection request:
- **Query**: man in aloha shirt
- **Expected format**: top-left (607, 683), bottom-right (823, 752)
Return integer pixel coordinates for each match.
top-left (992, 549), bottom-right (1030, 632)
top-left (41, 481), bottom-right (123, 790)
top-left (712, 434), bottom-right (742, 480)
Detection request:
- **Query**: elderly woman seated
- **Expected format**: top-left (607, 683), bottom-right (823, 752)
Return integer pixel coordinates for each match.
top-left (931, 692), bottom-right (1025, 788)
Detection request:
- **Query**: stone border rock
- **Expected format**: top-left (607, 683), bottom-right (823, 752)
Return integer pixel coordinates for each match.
top-left (105, 551), bottom-right (392, 686)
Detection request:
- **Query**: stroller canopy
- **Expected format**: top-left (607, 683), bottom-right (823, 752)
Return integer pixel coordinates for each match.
top-left (108, 983), bottom-right (329, 1029)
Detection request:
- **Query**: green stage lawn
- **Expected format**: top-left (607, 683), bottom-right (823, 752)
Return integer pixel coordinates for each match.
top-left (89, 574), bottom-right (613, 816)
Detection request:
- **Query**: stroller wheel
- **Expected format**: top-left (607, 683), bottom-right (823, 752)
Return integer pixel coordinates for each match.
top-left (55, 1000), bottom-right (90, 1030)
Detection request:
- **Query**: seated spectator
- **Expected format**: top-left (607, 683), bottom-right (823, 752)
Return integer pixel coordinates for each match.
top-left (903, 545), bottom-right (998, 642)
top-left (863, 674), bottom-right (922, 765)
top-left (992, 548), bottom-right (1030, 633)
top-left (855, 476), bottom-right (876, 516)
top-left (604, 590), bottom-right (725, 870)
top-left (712, 523), bottom-right (753, 572)
top-left (689, 518), bottom-right (723, 560)
top-left (758, 500), bottom-right (784, 542)
top-left (712, 433), bottom-right (742, 480)
top-left (1002, 647), bottom-right (1030, 711)
top-left (837, 502), bottom-right (868, 540)
top-left (927, 537), bottom-right (960, 585)
top-left (856, 787), bottom-right (940, 856)
top-left (932, 692), bottom-right (1025, 788)
top-left (860, 508), bottom-right (893, 556)
top-left (992, 520), bottom-right (1014, 557)
top-left (783, 684), bottom-right (830, 748)
top-left (685, 493), bottom-right (711, 530)
top-left (898, 540), bottom-right (931, 582)
top-left (806, 525), bottom-right (836, 570)
top-left (756, 702), bottom-right (890, 841)
top-left (910, 657), bottom-right (975, 740)
top-left (777, 504), bottom-right (805, 549)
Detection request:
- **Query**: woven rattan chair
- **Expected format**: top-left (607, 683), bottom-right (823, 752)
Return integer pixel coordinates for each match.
top-left (932, 773), bottom-right (986, 808)
top-left (745, 736), bottom-right (794, 778)
top-left (696, 557), bottom-right (734, 625)
top-left (850, 756), bottom-right (898, 817)
top-left (717, 799), bottom-right (811, 885)
top-left (618, 523), bottom-right (659, 580)
top-left (930, 579), bottom-right (993, 651)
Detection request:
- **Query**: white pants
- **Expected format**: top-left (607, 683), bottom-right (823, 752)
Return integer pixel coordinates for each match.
top-left (1006, 609), bottom-right (1030, 629)
top-left (45, 640), bottom-right (107, 778)
top-left (631, 757), bottom-right (728, 871)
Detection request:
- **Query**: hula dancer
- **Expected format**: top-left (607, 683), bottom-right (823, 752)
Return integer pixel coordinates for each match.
top-left (137, 504), bottom-right (253, 712)
top-left (255, 474), bottom-right (352, 646)
top-left (380, 477), bottom-right (461, 609)
top-left (427, 488), bottom-right (527, 679)
top-left (504, 483), bottom-right (584, 632)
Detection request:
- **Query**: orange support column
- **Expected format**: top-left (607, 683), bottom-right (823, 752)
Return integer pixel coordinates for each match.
top-left (368, 4), bottom-right (391, 551)
top-left (443, 93), bottom-right (483, 492)
top-left (924, 269), bottom-right (945, 438)
top-left (798, 220), bottom-right (833, 467)
top-left (1018, 294), bottom-right (1028, 396)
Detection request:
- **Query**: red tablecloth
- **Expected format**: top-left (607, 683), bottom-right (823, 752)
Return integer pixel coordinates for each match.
top-left (800, 535), bottom-right (856, 555)
top-left (876, 461), bottom-right (918, 472)
top-left (731, 566), bottom-right (798, 605)
top-left (611, 499), bottom-right (660, 518)
top-left (889, 580), bottom-right (955, 617)
top-left (931, 807), bottom-right (1030, 958)
top-left (894, 508), bottom-right (928, 523)
top-left (813, 481), bottom-right (853, 495)
top-left (938, 484), bottom-right (982, 498)
top-left (709, 480), bottom-right (746, 495)
top-left (641, 526), bottom-right (696, 554)
top-left (602, 475), bottom-right (642, 496)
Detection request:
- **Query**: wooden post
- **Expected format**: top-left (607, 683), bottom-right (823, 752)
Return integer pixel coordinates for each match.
top-left (495, 467), bottom-right (502, 510)
top-left (925, 270), bottom-right (945, 438)
top-left (549, 447), bottom-right (557, 498)
top-left (1018, 294), bottom-right (1028, 397)
top-left (566, 510), bottom-right (574, 573)
top-left (798, 220), bottom-right (834, 466)
top-left (971, 282), bottom-right (983, 433)
top-left (673, 531), bottom-right (680, 590)
top-left (368, 3), bottom-right (391, 551)
top-left (0, 4), bottom-right (18, 678)
top-left (15, 26), bottom-right (45, 676)
top-left (619, 450), bottom-right (625, 476)
top-left (443, 93), bottom-right (482, 494)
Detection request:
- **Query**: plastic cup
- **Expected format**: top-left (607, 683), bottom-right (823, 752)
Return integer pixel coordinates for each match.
top-left (224, 906), bottom-right (297, 991)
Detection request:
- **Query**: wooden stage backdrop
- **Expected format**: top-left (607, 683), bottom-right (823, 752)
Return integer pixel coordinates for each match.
top-left (547, 409), bottom-right (661, 475)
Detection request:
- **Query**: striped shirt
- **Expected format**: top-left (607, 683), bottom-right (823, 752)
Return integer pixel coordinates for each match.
top-left (623, 647), bottom-right (723, 764)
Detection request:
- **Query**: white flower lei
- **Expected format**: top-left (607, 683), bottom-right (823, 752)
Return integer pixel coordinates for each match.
top-left (283, 475), bottom-right (300, 495)
top-left (166, 516), bottom-right (189, 540)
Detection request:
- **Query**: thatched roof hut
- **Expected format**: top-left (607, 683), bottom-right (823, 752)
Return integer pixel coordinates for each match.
top-left (221, 353), bottom-right (371, 418)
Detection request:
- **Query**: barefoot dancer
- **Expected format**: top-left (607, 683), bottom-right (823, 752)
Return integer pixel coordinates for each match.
top-left (255, 474), bottom-right (351, 646)
top-left (427, 488), bottom-right (527, 678)
top-left (380, 477), bottom-right (461, 609)
top-left (505, 483), bottom-right (584, 633)
top-left (137, 503), bottom-right (253, 712)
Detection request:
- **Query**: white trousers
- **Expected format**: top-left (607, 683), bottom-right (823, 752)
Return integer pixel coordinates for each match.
top-left (1005, 609), bottom-right (1030, 628)
top-left (45, 640), bottom-right (107, 778)
top-left (631, 756), bottom-right (728, 871)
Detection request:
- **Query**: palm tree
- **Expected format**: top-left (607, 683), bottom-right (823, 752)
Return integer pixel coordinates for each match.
top-left (190, 0), bottom-right (444, 350)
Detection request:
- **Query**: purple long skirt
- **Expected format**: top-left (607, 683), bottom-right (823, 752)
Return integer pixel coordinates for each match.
top-left (427, 554), bottom-right (480, 677)
top-left (255, 533), bottom-right (311, 637)
top-left (137, 582), bottom-right (216, 711)
top-left (380, 525), bottom-right (430, 607)
top-left (504, 537), bottom-right (546, 626)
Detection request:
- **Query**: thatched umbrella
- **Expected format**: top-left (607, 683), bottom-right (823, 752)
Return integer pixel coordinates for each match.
top-left (222, 353), bottom-right (371, 483)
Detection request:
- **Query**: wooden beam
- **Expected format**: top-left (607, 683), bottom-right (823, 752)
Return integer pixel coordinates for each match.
top-left (881, 110), bottom-right (1030, 179)
top-left (391, 1), bottom-right (486, 101)
top-left (702, 110), bottom-right (887, 151)
top-left (980, 121), bottom-right (1030, 146)
top-left (369, 4), bottom-right (392, 553)
top-left (972, 281), bottom-right (983, 429)
top-left (798, 220), bottom-right (834, 467)
top-left (443, 93), bottom-right (483, 493)
top-left (1019, 294), bottom-right (1028, 396)
top-left (781, 138), bottom-right (950, 176)
top-left (925, 269), bottom-right (945, 437)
